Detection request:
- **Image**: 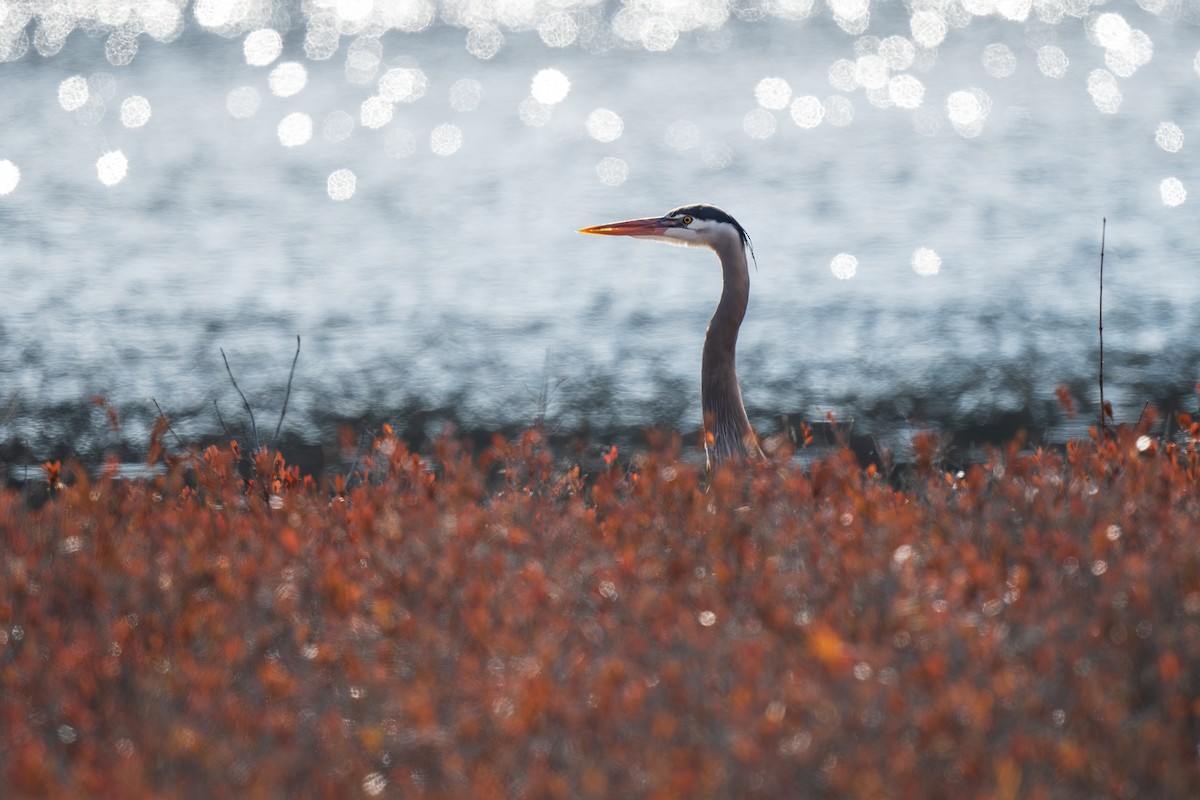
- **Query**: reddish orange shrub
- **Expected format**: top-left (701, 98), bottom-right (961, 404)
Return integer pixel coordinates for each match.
top-left (2, 426), bottom-right (1199, 798)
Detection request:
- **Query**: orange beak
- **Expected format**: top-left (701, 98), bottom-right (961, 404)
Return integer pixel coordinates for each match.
top-left (578, 216), bottom-right (679, 237)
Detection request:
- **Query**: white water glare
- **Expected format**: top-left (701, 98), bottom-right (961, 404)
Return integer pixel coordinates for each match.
top-left (790, 96), bottom-right (825, 128)
top-left (982, 44), bottom-right (1016, 78)
top-left (226, 86), bottom-right (261, 119)
top-left (1037, 45), bottom-right (1069, 79)
top-left (831, 253), bottom-right (858, 280)
top-left (322, 111), bottom-right (355, 143)
top-left (449, 79), bottom-right (483, 111)
top-left (910, 10), bottom-right (947, 48)
top-left (0, 160), bottom-right (20, 195)
top-left (530, 69), bottom-right (570, 105)
top-left (1155, 122), bottom-right (1183, 153)
top-left (379, 68), bottom-right (428, 103)
top-left (1087, 69), bottom-right (1122, 114)
top-left (538, 13), bottom-right (577, 47)
top-left (946, 89), bottom-right (991, 138)
top-left (58, 75), bottom-right (89, 111)
top-left (120, 96), bottom-right (151, 128)
top-left (586, 109), bottom-right (624, 142)
top-left (243, 29), bottom-right (282, 66)
top-left (431, 123), bottom-right (463, 155)
top-left (360, 96), bottom-right (393, 129)
top-left (596, 156), bottom-right (628, 186)
top-left (743, 109), bottom-right (776, 139)
top-left (755, 77), bottom-right (792, 110)
top-left (327, 169), bottom-right (356, 201)
top-left (96, 150), bottom-right (128, 186)
top-left (1160, 177), bottom-right (1186, 207)
top-left (269, 62), bottom-right (308, 97)
top-left (912, 248), bottom-right (941, 276)
top-left (277, 112), bottom-right (313, 146)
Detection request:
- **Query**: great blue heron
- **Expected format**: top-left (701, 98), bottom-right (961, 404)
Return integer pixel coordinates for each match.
top-left (580, 204), bottom-right (764, 467)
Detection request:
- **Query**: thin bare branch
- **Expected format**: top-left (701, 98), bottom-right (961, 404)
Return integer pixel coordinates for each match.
top-left (151, 398), bottom-right (188, 449)
top-left (270, 335), bottom-right (301, 451)
top-left (221, 347), bottom-right (260, 451)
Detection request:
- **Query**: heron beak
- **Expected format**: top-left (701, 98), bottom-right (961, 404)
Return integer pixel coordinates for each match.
top-left (578, 217), bottom-right (675, 237)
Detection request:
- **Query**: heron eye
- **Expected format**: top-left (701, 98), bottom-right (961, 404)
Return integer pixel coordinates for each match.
top-left (682, 215), bottom-right (693, 225)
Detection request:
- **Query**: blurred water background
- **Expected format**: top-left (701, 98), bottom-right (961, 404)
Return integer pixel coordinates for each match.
top-left (1, 0), bottom-right (1198, 463)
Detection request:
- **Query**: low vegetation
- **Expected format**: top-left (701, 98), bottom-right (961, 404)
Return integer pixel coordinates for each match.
top-left (3, 418), bottom-right (1200, 798)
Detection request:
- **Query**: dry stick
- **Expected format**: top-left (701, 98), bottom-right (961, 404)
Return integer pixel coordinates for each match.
top-left (270, 335), bottom-right (301, 452)
top-left (213, 399), bottom-right (234, 440)
top-left (1098, 218), bottom-right (1107, 439)
top-left (220, 347), bottom-right (260, 451)
top-left (150, 398), bottom-right (188, 449)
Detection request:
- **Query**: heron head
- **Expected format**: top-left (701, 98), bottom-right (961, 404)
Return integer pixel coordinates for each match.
top-left (580, 203), bottom-right (754, 263)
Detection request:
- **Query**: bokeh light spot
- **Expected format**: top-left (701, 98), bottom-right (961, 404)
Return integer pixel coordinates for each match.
top-left (449, 78), bottom-right (483, 111)
top-left (277, 112), bottom-right (313, 147)
top-left (1037, 45), bottom-right (1069, 79)
top-left (910, 10), bottom-right (947, 48)
top-left (790, 95), bottom-right (825, 128)
top-left (640, 17), bottom-right (678, 52)
top-left (323, 110), bottom-right (355, 143)
top-left (327, 169), bottom-right (356, 201)
top-left (855, 55), bottom-right (888, 90)
top-left (1160, 177), bottom-right (1186, 207)
top-left (878, 36), bottom-right (915, 70)
top-left (700, 141), bottom-right (732, 170)
top-left (831, 253), bottom-right (858, 280)
top-left (755, 77), bottom-right (792, 110)
top-left (823, 95), bottom-right (855, 127)
top-left (360, 96), bottom-right (394, 129)
top-left (379, 68), bottom-right (428, 103)
top-left (120, 95), bottom-right (151, 128)
top-left (431, 123), bottom-right (463, 155)
top-left (596, 156), bottom-right (628, 186)
top-left (519, 97), bottom-right (552, 127)
top-left (982, 43), bottom-right (1016, 78)
top-left (912, 248), bottom-right (941, 276)
top-left (384, 128), bottom-right (416, 158)
top-left (243, 28), bottom-right (282, 66)
top-left (0, 160), bottom-right (20, 195)
top-left (531, 69), bottom-right (570, 105)
top-left (1087, 69), bottom-right (1122, 114)
top-left (467, 24), bottom-right (504, 59)
top-left (269, 62), bottom-right (307, 98)
top-left (586, 108), bottom-right (623, 142)
top-left (58, 75), bottom-right (89, 111)
top-left (1155, 122), bottom-right (1183, 153)
top-left (743, 108), bottom-right (776, 139)
top-left (888, 75), bottom-right (924, 109)
top-left (226, 86), bottom-right (261, 119)
top-left (538, 13), bottom-right (578, 48)
top-left (828, 59), bottom-right (858, 92)
top-left (96, 150), bottom-right (128, 186)
top-left (946, 88), bottom-right (991, 137)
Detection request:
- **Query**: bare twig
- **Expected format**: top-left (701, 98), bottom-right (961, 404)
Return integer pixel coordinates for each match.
top-left (151, 398), bottom-right (188, 449)
top-left (270, 335), bottom-right (301, 451)
top-left (213, 399), bottom-right (235, 439)
top-left (221, 347), bottom-right (260, 451)
top-left (1098, 218), bottom-right (1108, 439)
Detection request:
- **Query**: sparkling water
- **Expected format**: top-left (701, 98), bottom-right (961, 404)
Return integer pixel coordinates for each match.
top-left (1, 1), bottom-right (1198, 458)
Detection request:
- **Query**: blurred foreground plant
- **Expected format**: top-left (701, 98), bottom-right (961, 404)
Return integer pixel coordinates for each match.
top-left (3, 423), bottom-right (1200, 798)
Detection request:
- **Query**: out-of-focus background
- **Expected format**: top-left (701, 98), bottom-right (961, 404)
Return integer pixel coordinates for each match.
top-left (1, 0), bottom-right (1197, 461)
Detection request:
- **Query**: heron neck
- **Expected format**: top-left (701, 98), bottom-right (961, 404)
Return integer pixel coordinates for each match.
top-left (702, 239), bottom-right (749, 373)
top-left (700, 240), bottom-right (754, 464)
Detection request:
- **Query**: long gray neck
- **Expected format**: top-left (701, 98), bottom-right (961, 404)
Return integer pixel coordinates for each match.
top-left (701, 237), bottom-right (759, 466)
